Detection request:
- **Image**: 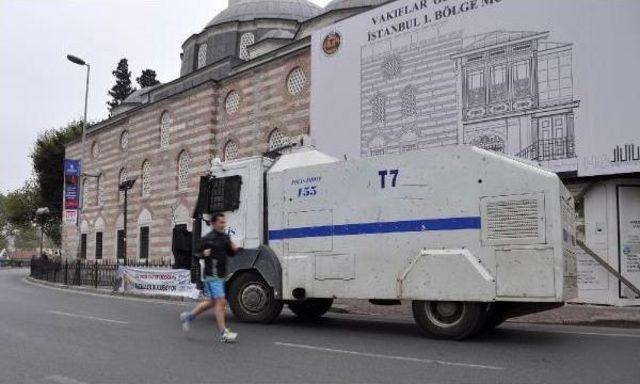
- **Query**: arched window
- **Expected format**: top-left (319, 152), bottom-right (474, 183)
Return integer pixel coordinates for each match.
top-left (239, 32), bottom-right (255, 61)
top-left (118, 168), bottom-right (127, 202)
top-left (401, 85), bottom-right (417, 117)
top-left (177, 151), bottom-right (191, 190)
top-left (224, 141), bottom-right (239, 161)
top-left (225, 91), bottom-right (240, 115)
top-left (141, 161), bottom-right (151, 197)
top-left (287, 67), bottom-right (307, 95)
top-left (160, 112), bottom-right (171, 149)
top-left (268, 129), bottom-right (288, 151)
top-left (197, 43), bottom-right (208, 69)
top-left (370, 92), bottom-right (386, 124)
top-left (91, 141), bottom-right (100, 158)
top-left (120, 130), bottom-right (129, 151)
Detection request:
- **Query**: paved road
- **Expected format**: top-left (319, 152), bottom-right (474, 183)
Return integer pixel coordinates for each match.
top-left (1, 269), bottom-right (639, 384)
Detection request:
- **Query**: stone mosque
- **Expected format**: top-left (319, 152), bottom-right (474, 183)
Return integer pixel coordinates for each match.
top-left (62, 0), bottom-right (391, 261)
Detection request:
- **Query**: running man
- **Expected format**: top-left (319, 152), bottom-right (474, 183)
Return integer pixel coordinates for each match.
top-left (180, 213), bottom-right (240, 343)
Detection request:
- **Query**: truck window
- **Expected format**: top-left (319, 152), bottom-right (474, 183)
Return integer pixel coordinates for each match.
top-left (209, 175), bottom-right (242, 213)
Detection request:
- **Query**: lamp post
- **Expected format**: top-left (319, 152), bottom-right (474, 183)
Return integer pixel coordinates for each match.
top-left (67, 54), bottom-right (90, 260)
top-left (118, 178), bottom-right (137, 265)
top-left (35, 207), bottom-right (50, 257)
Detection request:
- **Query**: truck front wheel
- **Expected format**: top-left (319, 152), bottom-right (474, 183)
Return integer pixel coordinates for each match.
top-left (288, 299), bottom-right (334, 320)
top-left (412, 301), bottom-right (486, 340)
top-left (228, 271), bottom-right (283, 323)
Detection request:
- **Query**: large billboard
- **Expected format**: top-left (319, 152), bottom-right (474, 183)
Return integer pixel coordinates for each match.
top-left (311, 0), bottom-right (640, 176)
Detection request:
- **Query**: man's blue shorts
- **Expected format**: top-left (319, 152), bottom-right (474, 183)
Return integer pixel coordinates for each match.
top-left (202, 278), bottom-right (225, 299)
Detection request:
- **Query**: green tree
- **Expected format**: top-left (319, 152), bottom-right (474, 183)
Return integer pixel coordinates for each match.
top-left (107, 58), bottom-right (135, 112)
top-left (136, 69), bottom-right (160, 88)
top-left (3, 181), bottom-right (39, 228)
top-left (29, 121), bottom-right (82, 245)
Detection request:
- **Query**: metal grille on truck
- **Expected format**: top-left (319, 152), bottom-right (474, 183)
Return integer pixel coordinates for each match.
top-left (486, 198), bottom-right (540, 240)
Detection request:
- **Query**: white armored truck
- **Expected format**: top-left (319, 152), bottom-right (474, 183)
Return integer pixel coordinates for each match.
top-left (192, 142), bottom-right (577, 339)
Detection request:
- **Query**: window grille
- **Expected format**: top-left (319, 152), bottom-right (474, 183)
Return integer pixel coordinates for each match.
top-left (178, 151), bottom-right (191, 190)
top-left (139, 226), bottom-right (149, 259)
top-left (197, 43), bottom-right (208, 69)
top-left (268, 129), bottom-right (288, 151)
top-left (370, 92), bottom-right (386, 124)
top-left (118, 168), bottom-right (127, 202)
top-left (287, 67), bottom-right (307, 95)
top-left (95, 232), bottom-right (103, 260)
top-left (160, 112), bottom-right (171, 148)
top-left (80, 234), bottom-right (87, 259)
top-left (224, 141), bottom-right (239, 161)
top-left (239, 33), bottom-right (255, 60)
top-left (120, 130), bottom-right (129, 151)
top-left (116, 230), bottom-right (125, 259)
top-left (382, 54), bottom-right (402, 79)
top-left (225, 91), bottom-right (240, 115)
top-left (400, 85), bottom-right (417, 117)
top-left (91, 141), bottom-right (100, 158)
top-left (142, 161), bottom-right (151, 196)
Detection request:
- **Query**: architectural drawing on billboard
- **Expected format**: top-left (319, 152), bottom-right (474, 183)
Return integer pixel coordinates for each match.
top-left (360, 28), bottom-right (580, 173)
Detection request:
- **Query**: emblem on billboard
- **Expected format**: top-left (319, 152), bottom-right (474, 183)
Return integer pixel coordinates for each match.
top-left (322, 31), bottom-right (341, 56)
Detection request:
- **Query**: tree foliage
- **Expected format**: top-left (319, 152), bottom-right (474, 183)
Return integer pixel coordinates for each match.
top-left (107, 58), bottom-right (135, 112)
top-left (28, 121), bottom-right (83, 245)
top-left (136, 69), bottom-right (160, 88)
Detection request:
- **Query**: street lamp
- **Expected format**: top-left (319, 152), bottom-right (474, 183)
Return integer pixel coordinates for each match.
top-left (35, 207), bottom-right (50, 257)
top-left (118, 178), bottom-right (137, 265)
top-left (67, 54), bottom-right (90, 260)
top-left (66, 54), bottom-right (90, 148)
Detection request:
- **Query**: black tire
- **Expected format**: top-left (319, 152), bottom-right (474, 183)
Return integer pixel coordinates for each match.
top-left (227, 271), bottom-right (283, 323)
top-left (412, 301), bottom-right (487, 340)
top-left (288, 299), bottom-right (334, 320)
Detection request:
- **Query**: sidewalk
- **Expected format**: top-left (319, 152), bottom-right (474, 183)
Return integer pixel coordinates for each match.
top-left (331, 299), bottom-right (640, 328)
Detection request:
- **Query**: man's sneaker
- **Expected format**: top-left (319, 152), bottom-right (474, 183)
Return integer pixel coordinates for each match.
top-left (220, 328), bottom-right (238, 343)
top-left (179, 312), bottom-right (193, 332)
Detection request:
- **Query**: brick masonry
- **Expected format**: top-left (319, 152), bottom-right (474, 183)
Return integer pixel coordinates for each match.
top-left (63, 49), bottom-right (312, 262)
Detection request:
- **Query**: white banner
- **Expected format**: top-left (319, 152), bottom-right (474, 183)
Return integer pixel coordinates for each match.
top-left (311, 0), bottom-right (640, 177)
top-left (115, 267), bottom-right (200, 299)
top-left (64, 209), bottom-right (78, 226)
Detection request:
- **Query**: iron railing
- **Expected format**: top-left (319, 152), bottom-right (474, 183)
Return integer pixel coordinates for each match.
top-left (516, 137), bottom-right (576, 161)
top-left (30, 258), bottom-right (172, 288)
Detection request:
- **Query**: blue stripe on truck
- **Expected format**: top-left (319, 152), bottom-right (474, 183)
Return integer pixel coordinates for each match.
top-left (268, 216), bottom-right (481, 240)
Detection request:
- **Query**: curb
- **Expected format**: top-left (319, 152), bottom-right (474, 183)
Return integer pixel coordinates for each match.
top-left (25, 276), bottom-right (199, 303)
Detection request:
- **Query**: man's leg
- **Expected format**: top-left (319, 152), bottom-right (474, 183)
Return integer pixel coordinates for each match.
top-left (192, 299), bottom-right (216, 317)
top-left (180, 299), bottom-right (215, 331)
top-left (213, 298), bottom-right (227, 331)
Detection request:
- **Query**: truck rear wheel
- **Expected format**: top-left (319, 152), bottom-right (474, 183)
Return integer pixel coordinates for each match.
top-left (228, 271), bottom-right (283, 323)
top-left (412, 301), bottom-right (486, 340)
top-left (288, 299), bottom-right (333, 320)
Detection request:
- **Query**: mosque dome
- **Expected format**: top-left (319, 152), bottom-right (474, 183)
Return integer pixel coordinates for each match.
top-left (206, 0), bottom-right (321, 28)
top-left (324, 0), bottom-right (390, 12)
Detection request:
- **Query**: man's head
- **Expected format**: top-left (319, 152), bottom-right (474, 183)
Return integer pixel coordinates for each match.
top-left (207, 213), bottom-right (227, 233)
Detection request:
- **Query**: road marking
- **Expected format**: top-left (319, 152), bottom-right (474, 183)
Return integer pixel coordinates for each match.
top-left (46, 375), bottom-right (88, 384)
top-left (274, 342), bottom-right (504, 371)
top-left (48, 310), bottom-right (129, 325)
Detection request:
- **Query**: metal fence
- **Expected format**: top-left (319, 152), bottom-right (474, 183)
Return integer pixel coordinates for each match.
top-left (30, 258), bottom-right (172, 289)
